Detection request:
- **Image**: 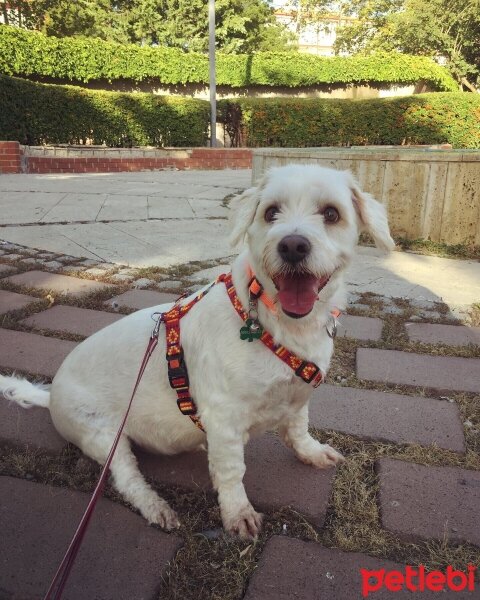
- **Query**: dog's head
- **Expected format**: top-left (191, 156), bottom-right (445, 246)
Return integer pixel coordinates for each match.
top-left (229, 164), bottom-right (394, 320)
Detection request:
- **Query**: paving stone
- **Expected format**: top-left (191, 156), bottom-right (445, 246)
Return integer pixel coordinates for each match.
top-left (2, 253), bottom-right (22, 262)
top-left (0, 477), bottom-right (182, 600)
top-left (377, 458), bottom-right (480, 546)
top-left (43, 260), bottom-right (65, 269)
top-left (20, 257), bottom-right (40, 265)
top-left (406, 322), bottom-right (480, 347)
top-left (337, 315), bottom-right (383, 341)
top-left (4, 270), bottom-right (112, 298)
top-left (190, 265), bottom-right (230, 282)
top-left (311, 384), bottom-right (465, 452)
top-left (21, 305), bottom-right (123, 337)
top-left (133, 277), bottom-right (157, 289)
top-left (417, 309), bottom-right (443, 320)
top-left (244, 536), bottom-right (475, 600)
top-left (382, 304), bottom-right (404, 315)
top-left (0, 264), bottom-right (17, 276)
top-left (107, 289), bottom-right (178, 310)
top-left (0, 401), bottom-right (66, 453)
top-left (357, 348), bottom-right (480, 393)
top-left (138, 433), bottom-right (335, 527)
top-left (0, 329), bottom-right (77, 377)
top-left (156, 279), bottom-right (183, 291)
top-left (84, 267), bottom-right (111, 276)
top-left (109, 273), bottom-right (134, 283)
top-left (61, 265), bottom-right (87, 274)
top-left (0, 289), bottom-right (37, 315)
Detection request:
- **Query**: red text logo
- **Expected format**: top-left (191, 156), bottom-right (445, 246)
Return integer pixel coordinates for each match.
top-left (361, 565), bottom-right (477, 597)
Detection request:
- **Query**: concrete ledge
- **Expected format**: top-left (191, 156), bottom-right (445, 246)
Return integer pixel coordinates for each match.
top-left (252, 147), bottom-right (480, 246)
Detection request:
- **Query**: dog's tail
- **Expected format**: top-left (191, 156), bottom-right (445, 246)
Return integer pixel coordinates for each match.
top-left (0, 374), bottom-right (51, 408)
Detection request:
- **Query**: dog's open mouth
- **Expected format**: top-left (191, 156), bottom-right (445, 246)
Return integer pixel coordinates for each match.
top-left (273, 273), bottom-right (331, 318)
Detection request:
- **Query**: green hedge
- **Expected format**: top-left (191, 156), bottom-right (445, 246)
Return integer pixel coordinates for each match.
top-left (0, 75), bottom-right (210, 146)
top-left (0, 25), bottom-right (457, 91)
top-left (218, 94), bottom-right (480, 148)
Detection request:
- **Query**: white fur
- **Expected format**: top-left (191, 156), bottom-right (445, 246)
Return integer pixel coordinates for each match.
top-left (0, 165), bottom-right (394, 539)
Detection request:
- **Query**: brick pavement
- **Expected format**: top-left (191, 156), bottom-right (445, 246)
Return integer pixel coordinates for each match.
top-left (0, 244), bottom-right (478, 598)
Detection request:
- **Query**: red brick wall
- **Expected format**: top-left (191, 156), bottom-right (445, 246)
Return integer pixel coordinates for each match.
top-left (0, 141), bottom-right (23, 174)
top-left (0, 145), bottom-right (252, 174)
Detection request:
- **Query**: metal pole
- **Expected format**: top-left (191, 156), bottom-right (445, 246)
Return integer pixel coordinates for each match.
top-left (208, 0), bottom-right (217, 147)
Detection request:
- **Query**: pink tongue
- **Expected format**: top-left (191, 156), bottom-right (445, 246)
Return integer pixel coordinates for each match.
top-left (276, 274), bottom-right (320, 315)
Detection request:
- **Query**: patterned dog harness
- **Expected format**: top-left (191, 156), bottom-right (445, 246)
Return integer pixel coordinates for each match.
top-left (162, 272), bottom-right (330, 432)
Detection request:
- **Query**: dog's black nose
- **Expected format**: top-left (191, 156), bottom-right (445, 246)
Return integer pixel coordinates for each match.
top-left (277, 235), bottom-right (311, 264)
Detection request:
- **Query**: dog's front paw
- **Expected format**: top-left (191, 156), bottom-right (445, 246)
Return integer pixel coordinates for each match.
top-left (143, 499), bottom-right (181, 530)
top-left (297, 443), bottom-right (345, 469)
top-left (223, 504), bottom-right (263, 540)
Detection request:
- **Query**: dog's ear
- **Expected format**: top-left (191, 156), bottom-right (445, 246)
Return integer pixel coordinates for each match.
top-left (229, 186), bottom-right (261, 248)
top-left (346, 174), bottom-right (395, 252)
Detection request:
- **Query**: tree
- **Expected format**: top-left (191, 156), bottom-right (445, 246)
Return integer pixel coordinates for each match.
top-left (334, 0), bottom-right (480, 87)
top-left (3, 0), bottom-right (297, 53)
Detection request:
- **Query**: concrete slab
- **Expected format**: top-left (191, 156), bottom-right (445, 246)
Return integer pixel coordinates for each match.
top-left (357, 348), bottom-right (480, 393)
top-left (311, 384), bottom-right (465, 452)
top-left (138, 433), bottom-right (336, 527)
top-left (405, 322), bottom-right (480, 346)
top-left (4, 270), bottom-right (113, 297)
top-left (0, 401), bottom-right (66, 453)
top-left (0, 289), bottom-right (37, 315)
top-left (243, 536), bottom-right (474, 600)
top-left (21, 305), bottom-right (123, 337)
top-left (338, 314), bottom-right (383, 341)
top-left (377, 458), bottom-right (480, 546)
top-left (0, 264), bottom-right (17, 276)
top-left (107, 289), bottom-right (178, 310)
top-left (0, 329), bottom-right (77, 377)
top-left (0, 477), bottom-right (182, 600)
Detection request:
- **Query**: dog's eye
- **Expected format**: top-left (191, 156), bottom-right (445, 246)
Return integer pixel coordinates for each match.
top-left (264, 206), bottom-right (279, 223)
top-left (323, 206), bottom-right (340, 224)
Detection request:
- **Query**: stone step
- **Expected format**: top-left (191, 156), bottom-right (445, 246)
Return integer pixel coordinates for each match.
top-left (138, 433), bottom-right (335, 527)
top-left (0, 289), bottom-right (37, 315)
top-left (406, 322), bottom-right (480, 347)
top-left (0, 328), bottom-right (77, 377)
top-left (338, 314), bottom-right (383, 341)
top-left (21, 304), bottom-right (122, 337)
top-left (357, 348), bottom-right (480, 393)
top-left (377, 458), bottom-right (480, 546)
top-left (311, 384), bottom-right (465, 452)
top-left (106, 289), bottom-right (178, 310)
top-left (4, 269), bottom-right (113, 297)
top-left (0, 476), bottom-right (182, 599)
top-left (244, 536), bottom-right (476, 599)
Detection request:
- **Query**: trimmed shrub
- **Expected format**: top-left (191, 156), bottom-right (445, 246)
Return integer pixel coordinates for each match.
top-left (0, 25), bottom-right (457, 91)
top-left (0, 75), bottom-right (210, 146)
top-left (218, 94), bottom-right (480, 148)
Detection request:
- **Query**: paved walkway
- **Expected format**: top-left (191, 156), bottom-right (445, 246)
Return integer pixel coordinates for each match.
top-left (1, 171), bottom-right (479, 314)
top-left (0, 170), bottom-right (479, 599)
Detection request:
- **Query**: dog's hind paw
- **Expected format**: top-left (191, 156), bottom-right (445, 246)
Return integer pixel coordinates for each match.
top-left (224, 505), bottom-right (263, 540)
top-left (144, 500), bottom-right (181, 530)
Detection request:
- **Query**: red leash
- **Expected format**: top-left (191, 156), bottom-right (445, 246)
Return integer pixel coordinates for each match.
top-left (43, 314), bottom-right (163, 600)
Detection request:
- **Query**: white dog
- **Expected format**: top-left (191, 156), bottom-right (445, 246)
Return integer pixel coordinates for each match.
top-left (0, 165), bottom-right (394, 539)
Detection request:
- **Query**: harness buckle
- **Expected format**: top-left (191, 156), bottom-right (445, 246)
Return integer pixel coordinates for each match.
top-left (295, 361), bottom-right (320, 384)
top-left (168, 356), bottom-right (190, 389)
